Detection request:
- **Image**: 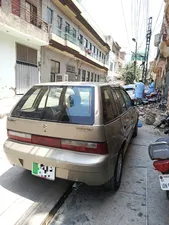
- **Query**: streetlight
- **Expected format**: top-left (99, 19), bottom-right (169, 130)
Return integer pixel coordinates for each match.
top-left (132, 38), bottom-right (138, 80)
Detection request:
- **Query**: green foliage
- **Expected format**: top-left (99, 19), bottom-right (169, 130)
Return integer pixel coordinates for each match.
top-left (122, 62), bottom-right (142, 84)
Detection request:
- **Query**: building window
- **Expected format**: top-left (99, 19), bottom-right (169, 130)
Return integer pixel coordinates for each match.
top-left (12, 0), bottom-right (20, 16)
top-left (26, 1), bottom-right (37, 26)
top-left (86, 71), bottom-right (90, 81)
top-left (91, 73), bottom-right (94, 81)
top-left (84, 38), bottom-right (88, 48)
top-left (72, 28), bottom-right (76, 38)
top-left (50, 60), bottom-right (60, 82)
top-left (47, 7), bottom-right (53, 24)
top-left (93, 46), bottom-right (96, 54)
top-left (99, 51), bottom-right (102, 58)
top-left (79, 34), bottom-right (83, 45)
top-left (66, 65), bottom-right (76, 73)
top-left (78, 69), bottom-right (81, 76)
top-left (65, 22), bottom-right (70, 33)
top-left (110, 62), bottom-right (114, 71)
top-left (97, 75), bottom-right (100, 82)
top-left (89, 42), bottom-right (92, 51)
top-left (96, 48), bottom-right (99, 56)
top-left (94, 74), bottom-right (97, 81)
top-left (57, 15), bottom-right (62, 30)
top-left (82, 70), bottom-right (86, 81)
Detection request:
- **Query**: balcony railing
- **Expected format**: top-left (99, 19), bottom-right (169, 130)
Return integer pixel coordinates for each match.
top-left (50, 25), bottom-right (108, 66)
top-left (0, 0), bottom-right (48, 32)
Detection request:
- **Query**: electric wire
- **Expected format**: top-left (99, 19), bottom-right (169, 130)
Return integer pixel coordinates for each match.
top-left (120, 0), bottom-right (132, 52)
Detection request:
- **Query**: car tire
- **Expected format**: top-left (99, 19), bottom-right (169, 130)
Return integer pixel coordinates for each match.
top-left (132, 122), bottom-right (138, 138)
top-left (104, 151), bottom-right (123, 191)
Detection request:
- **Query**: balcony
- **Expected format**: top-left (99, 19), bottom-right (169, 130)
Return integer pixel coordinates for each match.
top-left (49, 26), bottom-right (109, 69)
top-left (0, 1), bottom-right (49, 46)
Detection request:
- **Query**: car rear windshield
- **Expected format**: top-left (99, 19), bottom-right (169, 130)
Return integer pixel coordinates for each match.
top-left (11, 85), bottom-right (95, 125)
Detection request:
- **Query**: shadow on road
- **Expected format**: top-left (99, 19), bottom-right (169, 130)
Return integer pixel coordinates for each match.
top-left (0, 166), bottom-right (70, 202)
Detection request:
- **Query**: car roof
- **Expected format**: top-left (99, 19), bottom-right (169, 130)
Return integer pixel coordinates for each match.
top-left (123, 84), bottom-right (135, 89)
top-left (35, 82), bottom-right (121, 88)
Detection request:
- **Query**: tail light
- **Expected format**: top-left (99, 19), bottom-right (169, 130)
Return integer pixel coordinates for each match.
top-left (8, 130), bottom-right (32, 143)
top-left (153, 160), bottom-right (169, 173)
top-left (7, 130), bottom-right (108, 155)
top-left (61, 139), bottom-right (108, 154)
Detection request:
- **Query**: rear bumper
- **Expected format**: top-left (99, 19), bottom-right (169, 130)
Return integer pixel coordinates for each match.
top-left (4, 139), bottom-right (117, 186)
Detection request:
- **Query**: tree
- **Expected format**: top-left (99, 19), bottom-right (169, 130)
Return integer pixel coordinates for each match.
top-left (122, 62), bottom-right (142, 84)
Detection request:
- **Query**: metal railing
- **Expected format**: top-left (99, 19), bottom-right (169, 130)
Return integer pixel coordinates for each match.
top-left (49, 25), bottom-right (108, 66)
top-left (0, 0), bottom-right (48, 32)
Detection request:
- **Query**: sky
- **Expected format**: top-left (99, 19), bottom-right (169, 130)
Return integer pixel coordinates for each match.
top-left (80, 0), bottom-right (164, 61)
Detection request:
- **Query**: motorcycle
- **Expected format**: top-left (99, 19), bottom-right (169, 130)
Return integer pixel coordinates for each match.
top-left (143, 89), bottom-right (162, 104)
top-left (148, 115), bottom-right (169, 199)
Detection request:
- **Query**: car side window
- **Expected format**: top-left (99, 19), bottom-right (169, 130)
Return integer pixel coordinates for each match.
top-left (101, 87), bottom-right (117, 123)
top-left (120, 89), bottom-right (132, 108)
top-left (111, 89), bottom-right (121, 115)
top-left (113, 89), bottom-right (127, 114)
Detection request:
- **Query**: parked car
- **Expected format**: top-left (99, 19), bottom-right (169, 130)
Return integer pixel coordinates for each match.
top-left (123, 84), bottom-right (135, 99)
top-left (4, 82), bottom-right (139, 190)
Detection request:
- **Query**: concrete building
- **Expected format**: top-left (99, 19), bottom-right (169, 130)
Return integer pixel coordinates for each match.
top-left (0, 0), bottom-right (49, 95)
top-left (40, 0), bottom-right (110, 83)
top-left (105, 35), bottom-right (126, 81)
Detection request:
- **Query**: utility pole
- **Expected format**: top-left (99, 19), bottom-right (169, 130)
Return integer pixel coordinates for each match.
top-left (132, 38), bottom-right (137, 80)
top-left (142, 17), bottom-right (152, 82)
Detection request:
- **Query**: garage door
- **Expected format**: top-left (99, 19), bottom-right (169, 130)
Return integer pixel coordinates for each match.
top-left (16, 44), bottom-right (39, 94)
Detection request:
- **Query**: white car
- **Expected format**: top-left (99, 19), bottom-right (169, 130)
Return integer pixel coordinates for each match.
top-left (123, 84), bottom-right (135, 99)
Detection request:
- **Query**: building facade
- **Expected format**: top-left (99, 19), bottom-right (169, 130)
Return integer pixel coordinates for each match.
top-left (105, 35), bottom-right (126, 81)
top-left (0, 0), bottom-right (122, 97)
top-left (40, 0), bottom-right (110, 83)
top-left (0, 0), bottom-right (49, 95)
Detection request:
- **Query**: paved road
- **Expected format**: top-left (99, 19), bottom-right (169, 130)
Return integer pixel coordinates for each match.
top-left (0, 117), bottom-right (71, 225)
top-left (0, 117), bottom-right (169, 225)
top-left (49, 126), bottom-right (169, 225)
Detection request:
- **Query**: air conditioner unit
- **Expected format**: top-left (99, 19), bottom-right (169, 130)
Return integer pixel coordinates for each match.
top-left (63, 74), bottom-right (68, 81)
top-left (55, 74), bottom-right (69, 82)
top-left (55, 74), bottom-right (63, 82)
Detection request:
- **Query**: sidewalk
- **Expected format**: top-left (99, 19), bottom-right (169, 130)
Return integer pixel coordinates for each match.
top-left (0, 96), bottom-right (22, 119)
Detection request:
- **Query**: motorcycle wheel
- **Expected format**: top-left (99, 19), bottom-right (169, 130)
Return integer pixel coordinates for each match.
top-left (166, 191), bottom-right (169, 200)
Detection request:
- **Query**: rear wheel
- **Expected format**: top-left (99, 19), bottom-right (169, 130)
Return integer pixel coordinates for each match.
top-left (104, 151), bottom-right (123, 191)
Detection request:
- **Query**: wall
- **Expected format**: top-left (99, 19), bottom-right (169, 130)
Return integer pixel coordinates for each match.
top-left (41, 47), bottom-right (105, 82)
top-left (0, 31), bottom-right (41, 90)
top-left (0, 32), bottom-right (16, 89)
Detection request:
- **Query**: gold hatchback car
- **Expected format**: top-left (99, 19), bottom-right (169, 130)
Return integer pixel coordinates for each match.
top-left (4, 82), bottom-right (138, 190)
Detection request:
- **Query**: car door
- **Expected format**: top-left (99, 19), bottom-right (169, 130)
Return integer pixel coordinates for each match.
top-left (112, 88), bottom-right (132, 142)
top-left (101, 86), bottom-right (122, 157)
top-left (120, 88), bottom-right (138, 130)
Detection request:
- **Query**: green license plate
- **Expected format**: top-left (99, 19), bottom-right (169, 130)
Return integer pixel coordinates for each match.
top-left (32, 162), bottom-right (55, 180)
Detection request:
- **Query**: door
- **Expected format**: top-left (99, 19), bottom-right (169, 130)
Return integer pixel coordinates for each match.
top-left (111, 88), bottom-right (132, 142)
top-left (15, 63), bottom-right (38, 94)
top-left (16, 44), bottom-right (38, 94)
top-left (120, 88), bottom-right (137, 130)
top-left (101, 86), bottom-right (122, 157)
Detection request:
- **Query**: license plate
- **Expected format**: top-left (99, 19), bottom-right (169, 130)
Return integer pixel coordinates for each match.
top-left (159, 175), bottom-right (169, 190)
top-left (32, 162), bottom-right (55, 181)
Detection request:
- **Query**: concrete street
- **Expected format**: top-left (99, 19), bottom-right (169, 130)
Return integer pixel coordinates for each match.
top-left (0, 117), bottom-right (169, 225)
